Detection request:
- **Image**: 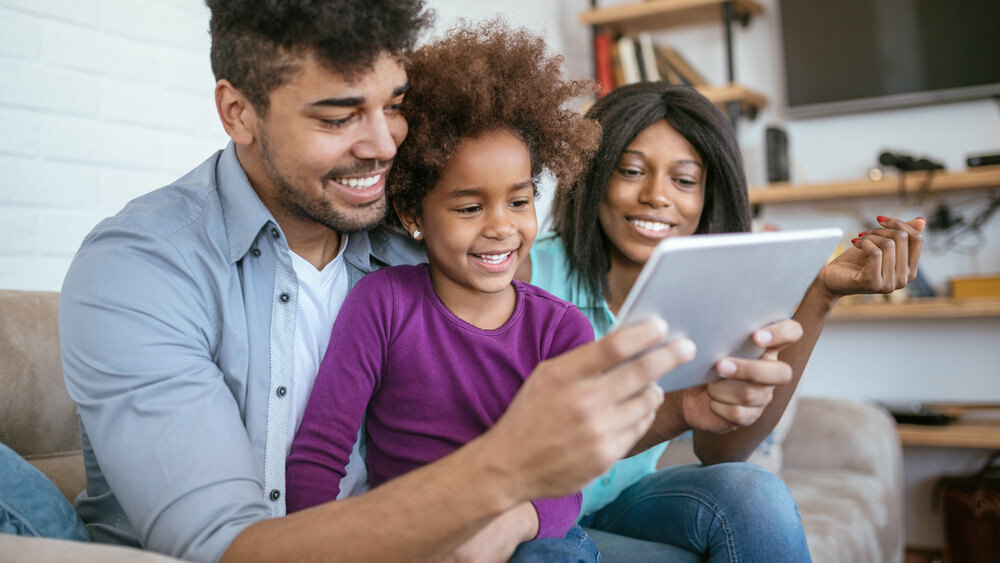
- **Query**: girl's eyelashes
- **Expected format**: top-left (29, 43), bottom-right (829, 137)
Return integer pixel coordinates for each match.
top-left (455, 205), bottom-right (482, 215)
top-left (509, 198), bottom-right (531, 209)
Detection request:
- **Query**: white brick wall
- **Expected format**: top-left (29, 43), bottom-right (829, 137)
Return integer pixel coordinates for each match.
top-left (0, 0), bottom-right (227, 290)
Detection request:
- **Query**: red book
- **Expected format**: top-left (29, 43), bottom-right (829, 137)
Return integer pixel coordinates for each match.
top-left (593, 31), bottom-right (615, 97)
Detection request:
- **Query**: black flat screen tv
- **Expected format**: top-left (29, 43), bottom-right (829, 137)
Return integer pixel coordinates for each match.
top-left (779, 0), bottom-right (1000, 118)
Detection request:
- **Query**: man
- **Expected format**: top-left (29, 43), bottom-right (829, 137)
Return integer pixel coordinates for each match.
top-left (56, 1), bottom-right (800, 561)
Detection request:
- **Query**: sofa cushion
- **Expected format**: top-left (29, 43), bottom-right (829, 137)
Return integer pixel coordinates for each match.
top-left (0, 290), bottom-right (84, 500)
top-left (784, 468), bottom-right (899, 563)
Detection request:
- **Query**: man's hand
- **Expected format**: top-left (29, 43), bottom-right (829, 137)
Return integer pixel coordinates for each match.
top-left (483, 317), bottom-right (694, 501)
top-left (817, 216), bottom-right (925, 299)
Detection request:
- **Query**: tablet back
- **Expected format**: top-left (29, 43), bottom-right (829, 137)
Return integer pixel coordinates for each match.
top-left (615, 228), bottom-right (843, 393)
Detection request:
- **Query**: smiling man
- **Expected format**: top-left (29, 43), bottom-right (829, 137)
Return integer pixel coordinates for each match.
top-left (53, 2), bottom-right (686, 561)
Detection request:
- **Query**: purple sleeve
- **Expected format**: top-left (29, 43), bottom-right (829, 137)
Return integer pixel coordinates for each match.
top-left (529, 303), bottom-right (595, 538)
top-left (285, 272), bottom-right (393, 513)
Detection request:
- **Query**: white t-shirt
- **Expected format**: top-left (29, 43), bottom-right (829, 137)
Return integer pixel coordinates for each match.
top-left (288, 235), bottom-right (367, 497)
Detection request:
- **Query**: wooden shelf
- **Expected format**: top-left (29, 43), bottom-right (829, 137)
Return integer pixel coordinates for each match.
top-left (697, 83), bottom-right (767, 113)
top-left (580, 0), bottom-right (763, 35)
top-left (898, 420), bottom-right (1000, 448)
top-left (748, 165), bottom-right (1000, 205)
top-left (831, 297), bottom-right (1000, 320)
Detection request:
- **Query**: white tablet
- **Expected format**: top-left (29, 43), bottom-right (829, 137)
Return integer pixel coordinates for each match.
top-left (613, 228), bottom-right (843, 394)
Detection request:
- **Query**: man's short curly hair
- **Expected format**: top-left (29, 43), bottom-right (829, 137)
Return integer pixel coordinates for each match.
top-left (206, 0), bottom-right (433, 115)
top-left (387, 20), bottom-right (601, 219)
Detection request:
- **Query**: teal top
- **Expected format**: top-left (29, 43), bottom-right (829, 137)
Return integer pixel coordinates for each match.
top-left (528, 232), bottom-right (668, 518)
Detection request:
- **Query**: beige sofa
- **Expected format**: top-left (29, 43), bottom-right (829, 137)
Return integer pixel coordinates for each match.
top-left (0, 289), bottom-right (904, 561)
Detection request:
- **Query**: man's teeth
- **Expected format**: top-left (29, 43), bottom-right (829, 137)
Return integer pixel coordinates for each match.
top-left (335, 174), bottom-right (381, 189)
top-left (475, 251), bottom-right (512, 264)
top-left (629, 219), bottom-right (670, 232)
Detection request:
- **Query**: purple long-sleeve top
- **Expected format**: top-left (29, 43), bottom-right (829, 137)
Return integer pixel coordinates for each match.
top-left (286, 263), bottom-right (594, 539)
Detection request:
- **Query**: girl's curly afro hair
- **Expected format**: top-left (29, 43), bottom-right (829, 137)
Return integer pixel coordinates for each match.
top-left (387, 19), bottom-right (601, 218)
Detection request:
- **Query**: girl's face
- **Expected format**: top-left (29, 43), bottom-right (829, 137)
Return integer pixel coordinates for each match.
top-left (598, 119), bottom-right (706, 268)
top-left (406, 129), bottom-right (537, 309)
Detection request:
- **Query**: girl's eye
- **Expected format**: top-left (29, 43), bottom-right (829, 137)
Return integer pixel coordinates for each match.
top-left (456, 205), bottom-right (481, 215)
top-left (510, 199), bottom-right (531, 209)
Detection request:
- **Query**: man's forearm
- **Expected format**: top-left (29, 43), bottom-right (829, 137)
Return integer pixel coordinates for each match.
top-left (225, 432), bottom-right (522, 562)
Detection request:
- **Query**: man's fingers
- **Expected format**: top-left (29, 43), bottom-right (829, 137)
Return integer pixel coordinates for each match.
top-left (596, 337), bottom-right (695, 406)
top-left (575, 318), bottom-right (670, 376)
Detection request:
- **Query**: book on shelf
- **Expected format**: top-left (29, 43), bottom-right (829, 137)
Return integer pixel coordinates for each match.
top-left (593, 31), bottom-right (615, 96)
top-left (636, 32), bottom-right (662, 82)
top-left (616, 35), bottom-right (641, 85)
top-left (656, 44), bottom-right (708, 86)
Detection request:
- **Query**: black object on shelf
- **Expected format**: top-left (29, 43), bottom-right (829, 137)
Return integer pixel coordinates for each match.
top-left (967, 153), bottom-right (1000, 168)
top-left (883, 401), bottom-right (955, 426)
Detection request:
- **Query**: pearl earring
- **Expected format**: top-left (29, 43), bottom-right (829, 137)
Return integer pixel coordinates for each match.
top-left (412, 230), bottom-right (422, 240)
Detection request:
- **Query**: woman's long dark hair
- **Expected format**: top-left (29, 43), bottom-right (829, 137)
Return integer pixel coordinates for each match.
top-left (551, 82), bottom-right (752, 307)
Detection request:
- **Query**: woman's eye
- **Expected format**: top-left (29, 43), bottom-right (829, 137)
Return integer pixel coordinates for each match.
top-left (617, 167), bottom-right (643, 178)
top-left (674, 177), bottom-right (698, 187)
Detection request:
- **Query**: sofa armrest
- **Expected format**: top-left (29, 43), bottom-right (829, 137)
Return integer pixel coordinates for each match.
top-left (783, 396), bottom-right (900, 478)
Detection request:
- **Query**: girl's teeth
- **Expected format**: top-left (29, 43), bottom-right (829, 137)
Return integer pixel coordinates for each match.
top-left (629, 219), bottom-right (670, 232)
top-left (476, 252), bottom-right (511, 264)
top-left (335, 175), bottom-right (381, 189)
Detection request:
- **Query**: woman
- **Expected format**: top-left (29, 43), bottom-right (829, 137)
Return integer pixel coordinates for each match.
top-left (520, 82), bottom-right (924, 561)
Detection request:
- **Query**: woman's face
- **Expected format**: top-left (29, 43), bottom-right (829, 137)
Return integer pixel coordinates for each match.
top-left (598, 119), bottom-right (706, 268)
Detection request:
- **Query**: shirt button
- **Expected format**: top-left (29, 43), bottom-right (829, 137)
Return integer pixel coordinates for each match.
top-left (251, 248), bottom-right (261, 257)
top-left (280, 293), bottom-right (290, 302)
top-left (276, 386), bottom-right (287, 397)
top-left (271, 227), bottom-right (280, 239)
top-left (269, 489), bottom-right (281, 501)
top-left (601, 478), bottom-right (611, 486)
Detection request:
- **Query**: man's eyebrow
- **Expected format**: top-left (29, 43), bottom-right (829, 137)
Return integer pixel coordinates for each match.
top-left (311, 83), bottom-right (409, 108)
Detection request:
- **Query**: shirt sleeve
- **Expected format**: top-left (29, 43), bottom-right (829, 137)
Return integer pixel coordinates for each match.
top-left (529, 302), bottom-right (595, 538)
top-left (285, 272), bottom-right (392, 513)
top-left (60, 224), bottom-right (268, 562)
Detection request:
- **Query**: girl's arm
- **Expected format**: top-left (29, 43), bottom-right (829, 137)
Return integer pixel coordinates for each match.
top-left (285, 276), bottom-right (389, 512)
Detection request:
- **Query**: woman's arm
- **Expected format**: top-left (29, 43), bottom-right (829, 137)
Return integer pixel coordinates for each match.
top-left (691, 216), bottom-right (925, 464)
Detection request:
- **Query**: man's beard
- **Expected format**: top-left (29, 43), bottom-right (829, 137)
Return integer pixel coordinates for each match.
top-left (259, 132), bottom-right (391, 234)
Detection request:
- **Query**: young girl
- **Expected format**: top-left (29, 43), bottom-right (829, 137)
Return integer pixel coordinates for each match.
top-left (285, 21), bottom-right (602, 561)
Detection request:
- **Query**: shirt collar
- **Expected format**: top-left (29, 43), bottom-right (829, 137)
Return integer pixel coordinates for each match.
top-left (216, 142), bottom-right (277, 264)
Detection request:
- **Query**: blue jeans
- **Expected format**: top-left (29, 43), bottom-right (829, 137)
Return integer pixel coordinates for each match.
top-left (579, 463), bottom-right (811, 563)
top-left (0, 442), bottom-right (90, 541)
top-left (509, 524), bottom-right (601, 562)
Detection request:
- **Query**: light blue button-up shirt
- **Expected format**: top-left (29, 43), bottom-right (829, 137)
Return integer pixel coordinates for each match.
top-left (60, 143), bottom-right (422, 562)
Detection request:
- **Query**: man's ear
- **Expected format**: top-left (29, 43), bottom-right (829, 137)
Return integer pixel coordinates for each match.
top-left (394, 202), bottom-right (422, 239)
top-left (215, 79), bottom-right (257, 146)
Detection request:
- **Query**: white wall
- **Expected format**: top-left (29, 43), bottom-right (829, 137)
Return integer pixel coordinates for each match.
top-left (0, 0), bottom-right (228, 291)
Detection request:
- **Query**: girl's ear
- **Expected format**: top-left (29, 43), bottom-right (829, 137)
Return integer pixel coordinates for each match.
top-left (394, 203), bottom-right (422, 240)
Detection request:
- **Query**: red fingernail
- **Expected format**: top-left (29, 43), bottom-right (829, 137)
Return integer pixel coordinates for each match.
top-left (917, 217), bottom-right (925, 221)
top-left (877, 215), bottom-right (888, 223)
top-left (858, 231), bottom-right (867, 237)
top-left (851, 238), bottom-right (859, 244)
